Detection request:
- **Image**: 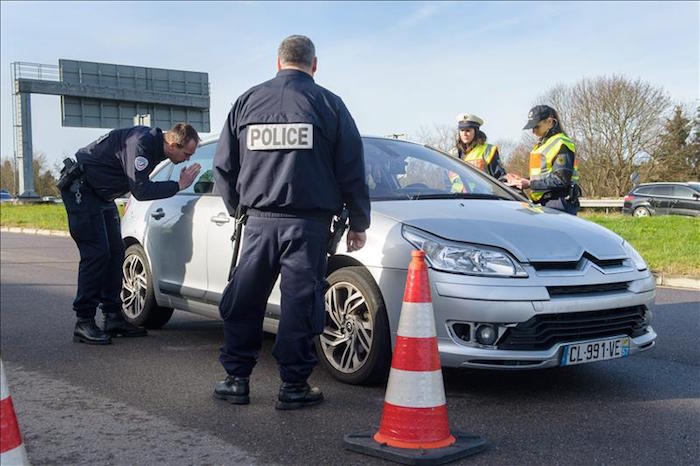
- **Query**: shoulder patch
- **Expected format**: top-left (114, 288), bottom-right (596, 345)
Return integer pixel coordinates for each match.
top-left (135, 156), bottom-right (149, 171)
top-left (246, 123), bottom-right (313, 151)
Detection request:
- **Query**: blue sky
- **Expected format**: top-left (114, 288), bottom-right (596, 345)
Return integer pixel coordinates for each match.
top-left (1, 1), bottom-right (698, 168)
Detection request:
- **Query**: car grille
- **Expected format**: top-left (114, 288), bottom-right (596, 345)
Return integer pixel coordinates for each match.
top-left (547, 282), bottom-right (629, 296)
top-left (498, 306), bottom-right (647, 350)
top-left (531, 253), bottom-right (625, 272)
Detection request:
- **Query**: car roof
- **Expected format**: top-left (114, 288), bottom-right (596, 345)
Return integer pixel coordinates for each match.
top-left (635, 182), bottom-right (695, 187)
top-left (197, 134), bottom-right (427, 148)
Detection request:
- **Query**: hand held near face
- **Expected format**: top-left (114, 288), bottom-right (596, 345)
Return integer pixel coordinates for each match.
top-left (178, 163), bottom-right (201, 190)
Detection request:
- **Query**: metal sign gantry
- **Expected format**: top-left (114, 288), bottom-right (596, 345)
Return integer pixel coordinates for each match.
top-left (11, 60), bottom-right (210, 197)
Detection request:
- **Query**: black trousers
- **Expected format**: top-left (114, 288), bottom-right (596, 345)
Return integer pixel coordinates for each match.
top-left (218, 215), bottom-right (330, 383)
top-left (62, 181), bottom-right (124, 319)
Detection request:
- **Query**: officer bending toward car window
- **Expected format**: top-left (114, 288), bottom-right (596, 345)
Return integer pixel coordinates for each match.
top-left (58, 123), bottom-right (201, 345)
top-left (505, 105), bottom-right (581, 215)
top-left (212, 35), bottom-right (370, 410)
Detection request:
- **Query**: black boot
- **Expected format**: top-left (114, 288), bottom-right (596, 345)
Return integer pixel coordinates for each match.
top-left (276, 382), bottom-right (324, 410)
top-left (103, 313), bottom-right (147, 337)
top-left (214, 376), bottom-right (250, 405)
top-left (73, 318), bottom-right (111, 345)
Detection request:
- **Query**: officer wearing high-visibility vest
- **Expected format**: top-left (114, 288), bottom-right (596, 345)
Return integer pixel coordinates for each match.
top-left (505, 105), bottom-right (581, 215)
top-left (450, 113), bottom-right (506, 180)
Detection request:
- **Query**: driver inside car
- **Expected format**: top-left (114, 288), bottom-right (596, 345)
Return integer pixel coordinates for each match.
top-left (366, 157), bottom-right (393, 196)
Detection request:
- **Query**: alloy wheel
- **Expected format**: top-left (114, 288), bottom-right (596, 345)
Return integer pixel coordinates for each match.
top-left (121, 254), bottom-right (148, 319)
top-left (634, 207), bottom-right (650, 217)
top-left (320, 281), bottom-right (373, 374)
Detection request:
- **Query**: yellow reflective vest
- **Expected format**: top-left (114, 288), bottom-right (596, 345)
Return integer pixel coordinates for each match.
top-left (448, 143), bottom-right (499, 192)
top-left (529, 133), bottom-right (579, 202)
top-left (462, 143), bottom-right (498, 172)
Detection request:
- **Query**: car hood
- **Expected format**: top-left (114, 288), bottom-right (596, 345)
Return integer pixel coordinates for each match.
top-left (372, 199), bottom-right (626, 262)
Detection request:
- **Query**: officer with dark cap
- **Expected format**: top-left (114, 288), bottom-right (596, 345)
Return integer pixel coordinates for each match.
top-left (60, 123), bottom-right (201, 344)
top-left (505, 105), bottom-right (581, 214)
top-left (212, 34), bottom-right (370, 410)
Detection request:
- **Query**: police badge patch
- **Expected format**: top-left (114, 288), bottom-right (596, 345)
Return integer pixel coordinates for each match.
top-left (135, 156), bottom-right (149, 171)
top-left (246, 123), bottom-right (313, 151)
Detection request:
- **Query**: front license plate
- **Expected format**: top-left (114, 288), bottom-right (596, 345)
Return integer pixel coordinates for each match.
top-left (561, 336), bottom-right (630, 366)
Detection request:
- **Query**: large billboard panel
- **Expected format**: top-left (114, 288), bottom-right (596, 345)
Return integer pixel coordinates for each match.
top-left (61, 97), bottom-right (210, 131)
top-left (58, 59), bottom-right (209, 131)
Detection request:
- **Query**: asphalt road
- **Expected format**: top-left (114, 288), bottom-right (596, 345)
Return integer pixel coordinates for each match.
top-left (1, 232), bottom-right (699, 465)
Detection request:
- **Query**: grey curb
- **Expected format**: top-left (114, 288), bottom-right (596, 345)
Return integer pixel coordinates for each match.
top-left (1, 226), bottom-right (698, 291)
top-left (1, 226), bottom-right (70, 237)
top-left (653, 273), bottom-right (700, 291)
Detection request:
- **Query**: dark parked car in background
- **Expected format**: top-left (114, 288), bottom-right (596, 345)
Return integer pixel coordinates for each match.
top-left (0, 189), bottom-right (15, 203)
top-left (623, 182), bottom-right (700, 217)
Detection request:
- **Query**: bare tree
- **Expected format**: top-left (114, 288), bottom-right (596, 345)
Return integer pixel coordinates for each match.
top-left (504, 134), bottom-right (537, 179)
top-left (539, 75), bottom-right (671, 197)
top-left (414, 124), bottom-right (456, 154)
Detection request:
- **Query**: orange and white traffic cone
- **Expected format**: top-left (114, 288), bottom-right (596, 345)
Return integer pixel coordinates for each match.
top-left (1, 360), bottom-right (30, 466)
top-left (345, 250), bottom-right (485, 465)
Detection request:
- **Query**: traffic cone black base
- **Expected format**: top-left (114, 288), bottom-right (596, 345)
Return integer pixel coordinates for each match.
top-left (344, 430), bottom-right (486, 466)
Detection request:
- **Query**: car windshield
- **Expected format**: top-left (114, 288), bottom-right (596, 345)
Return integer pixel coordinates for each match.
top-left (362, 137), bottom-right (519, 201)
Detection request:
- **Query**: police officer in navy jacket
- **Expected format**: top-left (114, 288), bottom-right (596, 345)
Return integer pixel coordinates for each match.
top-left (63, 123), bottom-right (201, 345)
top-left (213, 35), bottom-right (370, 410)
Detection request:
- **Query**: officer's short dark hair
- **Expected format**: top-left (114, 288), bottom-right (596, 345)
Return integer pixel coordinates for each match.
top-left (278, 35), bottom-right (316, 68)
top-left (165, 123), bottom-right (201, 147)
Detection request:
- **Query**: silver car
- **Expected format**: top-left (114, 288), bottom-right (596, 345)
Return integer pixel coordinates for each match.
top-left (120, 136), bottom-right (656, 384)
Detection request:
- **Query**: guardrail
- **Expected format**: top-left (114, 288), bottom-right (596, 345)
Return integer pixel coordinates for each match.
top-left (579, 198), bottom-right (624, 208)
top-left (579, 198), bottom-right (624, 213)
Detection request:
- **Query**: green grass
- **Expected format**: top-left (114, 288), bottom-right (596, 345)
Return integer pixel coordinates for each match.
top-left (581, 214), bottom-right (700, 276)
top-left (0, 204), bottom-right (69, 231)
top-left (0, 203), bottom-right (125, 231)
top-left (1, 205), bottom-right (698, 276)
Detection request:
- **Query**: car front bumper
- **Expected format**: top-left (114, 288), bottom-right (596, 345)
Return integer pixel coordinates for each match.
top-left (438, 326), bottom-right (656, 369)
top-left (373, 265), bottom-right (657, 370)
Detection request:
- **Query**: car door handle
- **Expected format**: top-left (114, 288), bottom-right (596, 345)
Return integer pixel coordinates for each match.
top-left (210, 213), bottom-right (231, 224)
top-left (151, 208), bottom-right (165, 220)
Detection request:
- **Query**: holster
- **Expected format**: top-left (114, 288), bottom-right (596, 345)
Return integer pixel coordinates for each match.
top-left (327, 207), bottom-right (349, 255)
top-left (566, 184), bottom-right (582, 204)
top-left (56, 158), bottom-right (84, 191)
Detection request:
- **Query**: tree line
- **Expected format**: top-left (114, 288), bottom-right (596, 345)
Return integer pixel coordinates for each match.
top-left (1, 75), bottom-right (698, 199)
top-left (416, 75), bottom-right (699, 197)
top-left (0, 153), bottom-right (59, 197)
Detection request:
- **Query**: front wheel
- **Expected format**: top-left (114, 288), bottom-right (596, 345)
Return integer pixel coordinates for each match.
top-left (316, 267), bottom-right (391, 385)
top-left (121, 244), bottom-right (174, 329)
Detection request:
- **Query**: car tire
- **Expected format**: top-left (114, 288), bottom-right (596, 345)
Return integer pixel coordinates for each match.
top-left (121, 244), bottom-right (174, 329)
top-left (633, 206), bottom-right (651, 217)
top-left (316, 267), bottom-right (391, 385)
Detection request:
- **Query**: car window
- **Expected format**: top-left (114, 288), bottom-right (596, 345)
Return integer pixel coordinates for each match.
top-left (672, 186), bottom-right (695, 198)
top-left (362, 138), bottom-right (516, 201)
top-left (150, 162), bottom-right (173, 182)
top-left (634, 186), bottom-right (652, 195)
top-left (649, 185), bottom-right (673, 196)
top-left (179, 142), bottom-right (216, 195)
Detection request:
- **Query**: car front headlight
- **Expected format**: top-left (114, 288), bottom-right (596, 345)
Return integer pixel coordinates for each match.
top-left (623, 241), bottom-right (648, 271)
top-left (402, 225), bottom-right (527, 277)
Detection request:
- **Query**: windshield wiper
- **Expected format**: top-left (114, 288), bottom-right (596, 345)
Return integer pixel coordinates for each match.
top-left (407, 192), bottom-right (511, 201)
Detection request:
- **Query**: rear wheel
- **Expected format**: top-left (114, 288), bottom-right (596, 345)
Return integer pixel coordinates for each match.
top-left (121, 244), bottom-right (174, 329)
top-left (633, 206), bottom-right (651, 217)
top-left (316, 267), bottom-right (391, 385)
